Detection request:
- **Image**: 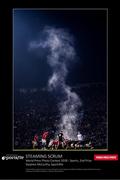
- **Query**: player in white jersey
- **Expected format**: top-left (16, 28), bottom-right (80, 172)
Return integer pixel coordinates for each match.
top-left (77, 132), bottom-right (83, 142)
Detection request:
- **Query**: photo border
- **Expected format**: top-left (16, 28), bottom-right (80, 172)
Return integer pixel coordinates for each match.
top-left (12, 8), bottom-right (108, 151)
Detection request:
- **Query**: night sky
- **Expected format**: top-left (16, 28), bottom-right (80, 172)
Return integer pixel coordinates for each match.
top-left (13, 9), bottom-right (107, 89)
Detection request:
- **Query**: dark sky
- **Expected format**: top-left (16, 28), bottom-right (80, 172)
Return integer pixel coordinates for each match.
top-left (13, 9), bottom-right (107, 88)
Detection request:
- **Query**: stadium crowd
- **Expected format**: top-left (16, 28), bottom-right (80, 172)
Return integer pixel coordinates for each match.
top-left (14, 83), bottom-right (107, 149)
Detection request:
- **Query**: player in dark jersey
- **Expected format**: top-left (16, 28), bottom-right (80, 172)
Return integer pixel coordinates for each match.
top-left (58, 131), bottom-right (64, 148)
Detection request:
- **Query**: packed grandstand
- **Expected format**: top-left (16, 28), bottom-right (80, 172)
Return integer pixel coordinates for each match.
top-left (14, 83), bottom-right (107, 150)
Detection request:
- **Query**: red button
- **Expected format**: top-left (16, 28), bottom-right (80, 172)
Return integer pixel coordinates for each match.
top-left (94, 154), bottom-right (118, 161)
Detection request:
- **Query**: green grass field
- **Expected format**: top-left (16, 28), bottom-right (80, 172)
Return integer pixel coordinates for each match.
top-left (13, 148), bottom-right (108, 151)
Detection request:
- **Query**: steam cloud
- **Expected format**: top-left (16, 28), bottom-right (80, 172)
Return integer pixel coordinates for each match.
top-left (29, 27), bottom-right (83, 140)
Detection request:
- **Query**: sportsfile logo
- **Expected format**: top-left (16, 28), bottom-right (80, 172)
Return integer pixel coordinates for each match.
top-left (1, 154), bottom-right (24, 160)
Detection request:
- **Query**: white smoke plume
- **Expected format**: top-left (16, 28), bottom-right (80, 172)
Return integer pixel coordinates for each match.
top-left (29, 26), bottom-right (83, 140)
